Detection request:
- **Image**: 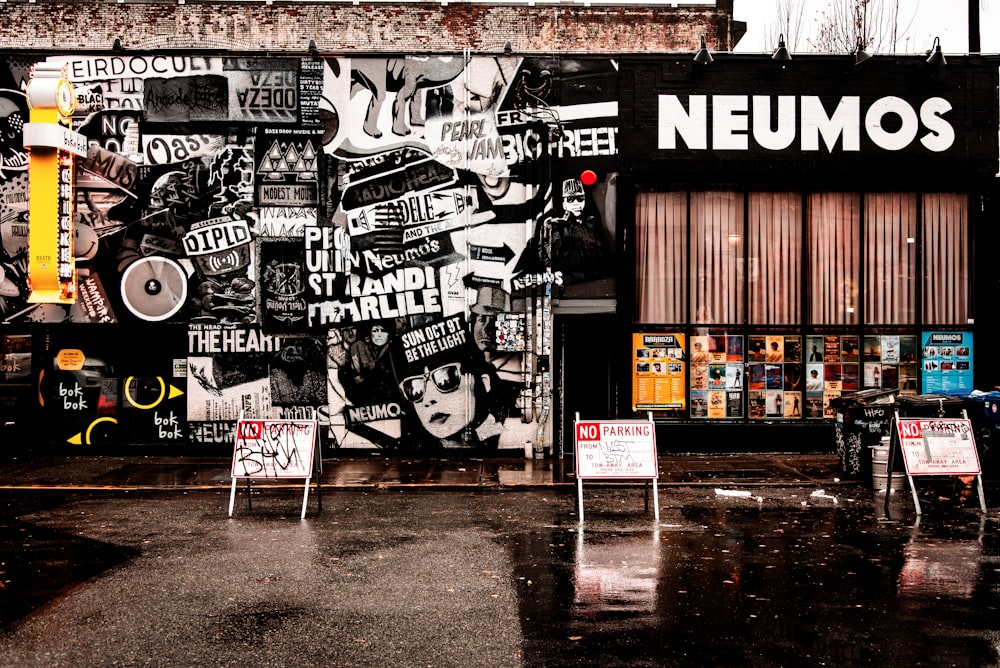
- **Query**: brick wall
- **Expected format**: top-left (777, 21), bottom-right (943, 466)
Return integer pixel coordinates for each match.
top-left (0, 2), bottom-right (735, 54)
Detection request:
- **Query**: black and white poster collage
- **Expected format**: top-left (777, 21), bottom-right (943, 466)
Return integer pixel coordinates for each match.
top-left (0, 53), bottom-right (617, 453)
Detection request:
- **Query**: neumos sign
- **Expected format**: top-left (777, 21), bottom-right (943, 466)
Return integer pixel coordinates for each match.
top-left (658, 94), bottom-right (955, 153)
top-left (620, 58), bottom-right (998, 174)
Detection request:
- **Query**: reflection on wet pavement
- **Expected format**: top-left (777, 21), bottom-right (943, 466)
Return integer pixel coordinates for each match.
top-left (573, 529), bottom-right (661, 616)
top-left (515, 498), bottom-right (1000, 667)
top-left (2, 486), bottom-right (1000, 666)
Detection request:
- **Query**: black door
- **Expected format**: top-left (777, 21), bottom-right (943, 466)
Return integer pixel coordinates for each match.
top-left (555, 313), bottom-right (617, 458)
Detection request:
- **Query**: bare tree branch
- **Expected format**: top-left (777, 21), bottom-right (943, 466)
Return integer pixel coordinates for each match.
top-left (807, 0), bottom-right (916, 54)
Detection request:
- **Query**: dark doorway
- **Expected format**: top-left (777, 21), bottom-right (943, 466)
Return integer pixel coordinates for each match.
top-left (555, 313), bottom-right (617, 458)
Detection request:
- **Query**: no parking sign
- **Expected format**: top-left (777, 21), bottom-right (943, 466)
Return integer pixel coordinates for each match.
top-left (575, 420), bottom-right (659, 479)
top-left (574, 417), bottom-right (659, 522)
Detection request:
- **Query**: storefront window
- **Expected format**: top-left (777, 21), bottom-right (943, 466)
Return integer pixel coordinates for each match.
top-left (689, 332), bottom-right (743, 419)
top-left (749, 193), bottom-right (801, 324)
top-left (807, 193), bottom-right (860, 325)
top-left (634, 189), bottom-right (967, 422)
top-left (922, 193), bottom-right (969, 325)
top-left (865, 193), bottom-right (916, 324)
top-left (747, 335), bottom-right (803, 419)
top-left (691, 192), bottom-right (744, 324)
top-left (635, 192), bottom-right (686, 323)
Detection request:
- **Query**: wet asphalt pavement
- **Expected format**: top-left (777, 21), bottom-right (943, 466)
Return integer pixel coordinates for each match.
top-left (2, 466), bottom-right (1000, 667)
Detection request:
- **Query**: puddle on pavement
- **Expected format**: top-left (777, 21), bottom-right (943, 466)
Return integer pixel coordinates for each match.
top-left (513, 504), bottom-right (1000, 666)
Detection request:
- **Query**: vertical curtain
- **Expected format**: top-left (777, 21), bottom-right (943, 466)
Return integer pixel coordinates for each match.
top-left (749, 193), bottom-right (801, 324)
top-left (865, 193), bottom-right (916, 324)
top-left (922, 193), bottom-right (969, 324)
top-left (690, 192), bottom-right (744, 324)
top-left (635, 192), bottom-right (687, 323)
top-left (807, 193), bottom-right (860, 325)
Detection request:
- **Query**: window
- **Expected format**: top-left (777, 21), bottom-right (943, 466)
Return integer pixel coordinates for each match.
top-left (864, 193), bottom-right (916, 324)
top-left (922, 193), bottom-right (969, 325)
top-left (749, 193), bottom-right (801, 324)
top-left (807, 193), bottom-right (860, 325)
top-left (690, 192), bottom-right (744, 324)
top-left (637, 190), bottom-right (970, 329)
top-left (635, 192), bottom-right (686, 323)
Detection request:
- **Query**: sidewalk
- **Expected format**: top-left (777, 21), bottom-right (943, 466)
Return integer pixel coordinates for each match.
top-left (0, 452), bottom-right (851, 490)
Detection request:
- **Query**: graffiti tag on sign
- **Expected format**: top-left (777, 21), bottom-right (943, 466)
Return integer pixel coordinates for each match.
top-left (896, 418), bottom-right (981, 476)
top-left (231, 418), bottom-right (317, 478)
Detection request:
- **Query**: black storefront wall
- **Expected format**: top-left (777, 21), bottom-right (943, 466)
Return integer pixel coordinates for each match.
top-left (616, 55), bottom-right (999, 451)
top-left (619, 56), bottom-right (998, 186)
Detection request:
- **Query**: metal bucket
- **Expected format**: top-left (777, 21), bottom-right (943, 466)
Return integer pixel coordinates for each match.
top-left (871, 438), bottom-right (907, 493)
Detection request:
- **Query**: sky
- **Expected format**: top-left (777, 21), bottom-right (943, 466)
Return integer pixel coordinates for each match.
top-left (732, 0), bottom-right (1000, 55)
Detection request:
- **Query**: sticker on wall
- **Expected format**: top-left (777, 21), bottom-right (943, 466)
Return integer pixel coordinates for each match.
top-left (120, 255), bottom-right (188, 321)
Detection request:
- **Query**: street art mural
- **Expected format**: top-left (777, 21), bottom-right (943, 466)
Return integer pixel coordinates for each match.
top-left (0, 52), bottom-right (618, 452)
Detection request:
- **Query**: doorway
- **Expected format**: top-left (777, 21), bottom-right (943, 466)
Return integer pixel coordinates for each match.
top-left (554, 313), bottom-right (617, 459)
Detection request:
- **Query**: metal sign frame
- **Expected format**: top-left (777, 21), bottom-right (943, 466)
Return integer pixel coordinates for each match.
top-left (574, 413), bottom-right (659, 522)
top-left (884, 412), bottom-right (986, 516)
top-left (228, 417), bottom-right (322, 520)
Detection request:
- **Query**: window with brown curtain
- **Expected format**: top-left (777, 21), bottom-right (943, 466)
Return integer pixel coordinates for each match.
top-left (807, 193), bottom-right (860, 325)
top-left (690, 192), bottom-right (744, 324)
top-left (638, 190), bottom-right (968, 328)
top-left (635, 192), bottom-right (687, 323)
top-left (922, 193), bottom-right (969, 325)
top-left (864, 193), bottom-right (916, 324)
top-left (749, 192), bottom-right (801, 324)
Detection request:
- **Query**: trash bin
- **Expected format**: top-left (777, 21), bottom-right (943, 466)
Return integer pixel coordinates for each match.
top-left (832, 388), bottom-right (899, 478)
top-left (872, 435), bottom-right (907, 492)
top-left (895, 393), bottom-right (966, 419)
top-left (956, 390), bottom-right (1000, 479)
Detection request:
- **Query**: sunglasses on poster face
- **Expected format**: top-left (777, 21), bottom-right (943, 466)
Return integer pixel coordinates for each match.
top-left (399, 362), bottom-right (463, 402)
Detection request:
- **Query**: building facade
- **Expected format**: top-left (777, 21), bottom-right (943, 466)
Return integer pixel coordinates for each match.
top-left (0, 2), bottom-right (997, 459)
top-left (618, 54), bottom-right (999, 453)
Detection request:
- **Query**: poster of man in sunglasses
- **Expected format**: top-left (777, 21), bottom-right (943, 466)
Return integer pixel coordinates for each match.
top-left (514, 177), bottom-right (613, 286)
top-left (391, 313), bottom-right (529, 452)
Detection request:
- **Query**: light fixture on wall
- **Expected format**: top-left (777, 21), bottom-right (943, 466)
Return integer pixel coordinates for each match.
top-left (772, 34), bottom-right (791, 61)
top-left (693, 35), bottom-right (713, 65)
top-left (112, 37), bottom-right (123, 53)
top-left (503, 40), bottom-right (513, 56)
top-left (854, 38), bottom-right (872, 65)
top-left (926, 36), bottom-right (947, 65)
top-left (308, 39), bottom-right (318, 57)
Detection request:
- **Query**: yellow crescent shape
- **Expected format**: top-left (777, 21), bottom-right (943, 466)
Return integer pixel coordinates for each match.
top-left (38, 369), bottom-right (45, 407)
top-left (85, 417), bottom-right (118, 445)
top-left (124, 376), bottom-right (165, 409)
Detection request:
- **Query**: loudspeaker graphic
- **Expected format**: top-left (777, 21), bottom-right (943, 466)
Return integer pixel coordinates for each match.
top-left (121, 256), bottom-right (188, 322)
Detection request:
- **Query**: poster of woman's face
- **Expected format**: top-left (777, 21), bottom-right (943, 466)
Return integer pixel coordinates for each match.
top-left (391, 313), bottom-right (503, 447)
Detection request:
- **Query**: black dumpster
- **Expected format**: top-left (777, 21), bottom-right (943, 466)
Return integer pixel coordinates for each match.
top-left (955, 391), bottom-right (1000, 478)
top-left (832, 388), bottom-right (899, 477)
top-left (895, 393), bottom-right (966, 419)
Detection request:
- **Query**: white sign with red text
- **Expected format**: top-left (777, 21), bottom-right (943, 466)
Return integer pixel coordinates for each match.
top-left (575, 420), bottom-right (658, 479)
top-left (896, 418), bottom-right (981, 476)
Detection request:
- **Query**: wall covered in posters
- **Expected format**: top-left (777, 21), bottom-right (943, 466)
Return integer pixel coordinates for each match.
top-left (0, 53), bottom-right (618, 452)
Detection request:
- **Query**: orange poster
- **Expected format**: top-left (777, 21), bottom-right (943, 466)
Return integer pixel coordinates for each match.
top-left (632, 332), bottom-right (686, 410)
